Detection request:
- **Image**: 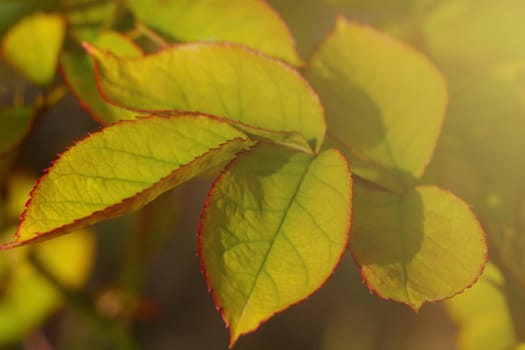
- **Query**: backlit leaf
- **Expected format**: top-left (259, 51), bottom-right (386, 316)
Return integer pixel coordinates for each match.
top-left (350, 184), bottom-right (487, 311)
top-left (446, 263), bottom-right (516, 350)
top-left (85, 42), bottom-right (325, 151)
top-left (199, 144), bottom-right (351, 346)
top-left (2, 115), bottom-right (254, 248)
top-left (61, 31), bottom-right (144, 124)
top-left (1, 12), bottom-right (65, 86)
top-left (130, 0), bottom-right (302, 65)
top-left (307, 18), bottom-right (447, 192)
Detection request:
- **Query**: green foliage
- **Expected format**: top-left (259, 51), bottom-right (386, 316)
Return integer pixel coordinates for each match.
top-left (85, 42), bottom-right (325, 150)
top-left (351, 184), bottom-right (486, 310)
top-left (130, 0), bottom-right (302, 65)
top-left (200, 144), bottom-right (351, 345)
top-left (1, 12), bottom-right (64, 86)
top-left (1, 0), bottom-right (523, 348)
top-left (307, 18), bottom-right (447, 192)
top-left (61, 31), bottom-right (144, 124)
top-left (446, 263), bottom-right (516, 350)
top-left (9, 115), bottom-right (253, 246)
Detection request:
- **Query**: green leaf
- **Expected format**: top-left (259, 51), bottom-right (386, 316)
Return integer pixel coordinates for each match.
top-left (85, 42), bottom-right (325, 150)
top-left (199, 144), bottom-right (352, 346)
top-left (446, 263), bottom-right (516, 350)
top-left (129, 0), bottom-right (302, 66)
top-left (421, 0), bottom-right (525, 69)
top-left (61, 31), bottom-right (144, 124)
top-left (2, 115), bottom-right (254, 248)
top-left (350, 184), bottom-right (487, 311)
top-left (0, 0), bottom-right (60, 36)
top-left (1, 12), bottom-right (65, 86)
top-left (63, 0), bottom-right (118, 42)
top-left (0, 106), bottom-right (34, 157)
top-left (306, 18), bottom-right (447, 192)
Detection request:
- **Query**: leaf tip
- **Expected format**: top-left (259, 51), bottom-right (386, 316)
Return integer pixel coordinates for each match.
top-left (81, 41), bottom-right (104, 61)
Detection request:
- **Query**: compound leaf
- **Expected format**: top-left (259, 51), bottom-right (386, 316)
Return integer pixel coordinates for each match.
top-left (307, 18), bottom-right (447, 192)
top-left (350, 184), bottom-right (487, 311)
top-left (2, 115), bottom-right (254, 248)
top-left (130, 0), bottom-right (302, 65)
top-left (85, 42), bottom-right (325, 151)
top-left (1, 12), bottom-right (65, 86)
top-left (199, 144), bottom-right (351, 346)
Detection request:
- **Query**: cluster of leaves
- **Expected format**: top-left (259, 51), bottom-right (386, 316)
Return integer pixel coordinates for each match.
top-left (0, 0), bottom-right (523, 348)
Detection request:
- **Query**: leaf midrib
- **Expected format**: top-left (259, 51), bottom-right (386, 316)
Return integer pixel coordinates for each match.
top-left (236, 156), bottom-right (314, 326)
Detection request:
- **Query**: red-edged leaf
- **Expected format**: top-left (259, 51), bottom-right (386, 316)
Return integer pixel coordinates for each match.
top-left (2, 114), bottom-right (254, 248)
top-left (61, 31), bottom-right (145, 124)
top-left (199, 143), bottom-right (352, 346)
top-left (350, 183), bottom-right (487, 311)
top-left (84, 42), bottom-right (326, 151)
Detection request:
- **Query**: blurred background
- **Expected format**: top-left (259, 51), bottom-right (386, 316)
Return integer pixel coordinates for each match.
top-left (1, 0), bottom-right (525, 349)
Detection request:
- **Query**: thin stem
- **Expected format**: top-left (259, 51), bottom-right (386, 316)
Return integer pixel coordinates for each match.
top-left (134, 22), bottom-right (170, 49)
top-left (27, 252), bottom-right (140, 350)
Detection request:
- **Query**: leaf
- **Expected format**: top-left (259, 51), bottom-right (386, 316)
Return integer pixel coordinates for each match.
top-left (63, 0), bottom-right (118, 41)
top-left (1, 12), bottom-right (65, 86)
top-left (445, 263), bottom-right (516, 350)
top-left (421, 0), bottom-right (525, 69)
top-left (2, 115), bottom-right (254, 248)
top-left (199, 143), bottom-right (352, 346)
top-left (0, 229), bottom-right (94, 344)
top-left (85, 42), bottom-right (325, 151)
top-left (350, 184), bottom-right (487, 311)
top-left (129, 0), bottom-right (302, 66)
top-left (421, 66), bottom-right (525, 266)
top-left (0, 106), bottom-right (34, 157)
top-left (61, 31), bottom-right (144, 124)
top-left (0, 0), bottom-right (60, 36)
top-left (306, 18), bottom-right (447, 192)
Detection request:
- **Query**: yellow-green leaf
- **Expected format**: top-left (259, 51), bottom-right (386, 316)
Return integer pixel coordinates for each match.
top-left (0, 0), bottom-right (60, 36)
top-left (1, 12), bottom-right (65, 86)
top-left (130, 0), bottom-right (302, 65)
top-left (2, 115), bottom-right (254, 248)
top-left (199, 144), bottom-right (352, 346)
top-left (61, 31), bottom-right (144, 124)
top-left (307, 18), bottom-right (447, 192)
top-left (350, 184), bottom-right (487, 310)
top-left (446, 263), bottom-right (516, 350)
top-left (86, 42), bottom-right (325, 151)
